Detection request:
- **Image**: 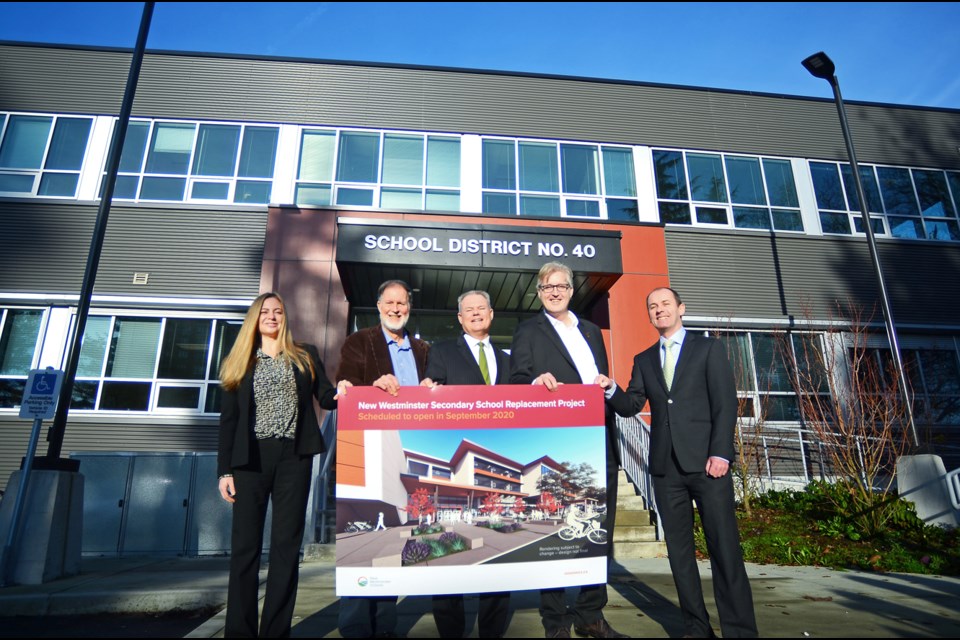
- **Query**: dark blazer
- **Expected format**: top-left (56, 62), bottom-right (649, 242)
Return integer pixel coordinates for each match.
top-left (509, 311), bottom-right (620, 467)
top-left (425, 335), bottom-right (510, 386)
top-left (335, 325), bottom-right (429, 385)
top-left (509, 311), bottom-right (609, 385)
top-left (217, 343), bottom-right (337, 477)
top-left (608, 331), bottom-right (737, 475)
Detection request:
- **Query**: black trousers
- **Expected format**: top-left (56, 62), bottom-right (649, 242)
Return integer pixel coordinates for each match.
top-left (337, 595), bottom-right (398, 638)
top-left (432, 592), bottom-right (510, 638)
top-left (539, 435), bottom-right (620, 633)
top-left (654, 451), bottom-right (758, 638)
top-left (226, 438), bottom-right (313, 638)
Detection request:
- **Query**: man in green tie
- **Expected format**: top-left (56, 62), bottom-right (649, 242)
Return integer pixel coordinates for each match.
top-left (421, 289), bottom-right (511, 638)
top-left (606, 287), bottom-right (758, 638)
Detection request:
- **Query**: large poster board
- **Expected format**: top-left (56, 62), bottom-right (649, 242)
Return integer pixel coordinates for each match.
top-left (335, 384), bottom-right (608, 596)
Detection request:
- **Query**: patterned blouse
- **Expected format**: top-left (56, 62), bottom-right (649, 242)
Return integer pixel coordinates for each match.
top-left (253, 348), bottom-right (299, 440)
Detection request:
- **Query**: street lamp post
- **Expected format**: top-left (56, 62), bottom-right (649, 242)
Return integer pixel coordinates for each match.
top-left (43, 2), bottom-right (156, 466)
top-left (801, 51), bottom-right (919, 448)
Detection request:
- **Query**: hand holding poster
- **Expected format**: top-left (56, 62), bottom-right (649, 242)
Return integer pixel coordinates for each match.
top-left (335, 383), bottom-right (608, 596)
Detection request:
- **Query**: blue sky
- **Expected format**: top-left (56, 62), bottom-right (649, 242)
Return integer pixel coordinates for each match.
top-left (1, 2), bottom-right (959, 109)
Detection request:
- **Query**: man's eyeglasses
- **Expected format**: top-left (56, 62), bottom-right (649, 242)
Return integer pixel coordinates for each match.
top-left (537, 284), bottom-right (572, 293)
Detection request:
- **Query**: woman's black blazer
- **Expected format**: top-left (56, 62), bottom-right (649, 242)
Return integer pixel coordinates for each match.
top-left (217, 343), bottom-right (337, 477)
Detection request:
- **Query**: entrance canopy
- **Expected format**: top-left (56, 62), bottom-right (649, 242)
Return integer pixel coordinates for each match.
top-left (335, 217), bottom-right (624, 315)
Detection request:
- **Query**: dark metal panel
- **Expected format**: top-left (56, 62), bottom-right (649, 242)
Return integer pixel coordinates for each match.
top-left (0, 202), bottom-right (266, 300)
top-left (664, 228), bottom-right (960, 329)
top-left (0, 415), bottom-right (218, 493)
top-left (3, 43), bottom-right (958, 170)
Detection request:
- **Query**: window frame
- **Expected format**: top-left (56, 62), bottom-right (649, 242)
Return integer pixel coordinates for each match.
top-left (0, 112), bottom-right (94, 199)
top-left (67, 310), bottom-right (244, 416)
top-left (809, 160), bottom-right (960, 242)
top-left (294, 126), bottom-right (463, 212)
top-left (652, 147), bottom-right (805, 232)
top-left (0, 307), bottom-right (47, 410)
top-left (480, 135), bottom-right (639, 220)
top-left (101, 117), bottom-right (280, 205)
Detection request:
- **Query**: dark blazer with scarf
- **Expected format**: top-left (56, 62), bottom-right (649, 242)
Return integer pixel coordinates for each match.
top-left (217, 343), bottom-right (337, 477)
top-left (425, 335), bottom-right (510, 386)
top-left (608, 331), bottom-right (737, 475)
top-left (335, 324), bottom-right (429, 385)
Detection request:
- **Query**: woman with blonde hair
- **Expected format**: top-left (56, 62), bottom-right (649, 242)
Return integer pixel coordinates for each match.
top-left (217, 292), bottom-right (344, 637)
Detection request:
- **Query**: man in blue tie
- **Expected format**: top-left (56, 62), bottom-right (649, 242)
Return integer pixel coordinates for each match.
top-left (421, 290), bottom-right (511, 638)
top-left (606, 287), bottom-right (758, 638)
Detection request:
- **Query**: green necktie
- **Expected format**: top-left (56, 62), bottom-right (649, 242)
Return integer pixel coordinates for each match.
top-left (478, 342), bottom-right (491, 385)
top-left (663, 339), bottom-right (676, 390)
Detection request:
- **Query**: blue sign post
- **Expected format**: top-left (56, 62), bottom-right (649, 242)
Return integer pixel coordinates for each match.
top-left (1, 368), bottom-right (65, 585)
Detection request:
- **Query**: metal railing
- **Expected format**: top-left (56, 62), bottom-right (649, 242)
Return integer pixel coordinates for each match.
top-left (948, 466), bottom-right (960, 510)
top-left (313, 410), bottom-right (338, 544)
top-left (615, 413), bottom-right (662, 540)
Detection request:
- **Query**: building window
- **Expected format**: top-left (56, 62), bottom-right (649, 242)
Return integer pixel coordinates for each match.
top-left (408, 460), bottom-right (429, 476)
top-left (481, 138), bottom-right (639, 220)
top-left (907, 348), bottom-right (960, 425)
top-left (0, 308), bottom-right (44, 408)
top-left (864, 345), bottom-right (960, 426)
top-left (102, 119), bottom-right (279, 204)
top-left (716, 330), bottom-right (829, 422)
top-left (71, 314), bottom-right (241, 413)
top-left (0, 113), bottom-right (93, 197)
top-left (294, 128), bottom-right (461, 212)
top-left (653, 149), bottom-right (803, 231)
top-left (809, 161), bottom-right (960, 242)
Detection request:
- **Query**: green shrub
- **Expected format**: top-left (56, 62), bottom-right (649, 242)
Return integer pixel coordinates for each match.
top-left (710, 482), bottom-right (960, 575)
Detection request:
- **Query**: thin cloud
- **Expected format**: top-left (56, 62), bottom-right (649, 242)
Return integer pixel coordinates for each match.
top-left (264, 3), bottom-right (331, 56)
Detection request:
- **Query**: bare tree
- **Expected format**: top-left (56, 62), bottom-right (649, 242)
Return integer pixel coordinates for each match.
top-left (786, 303), bottom-right (913, 535)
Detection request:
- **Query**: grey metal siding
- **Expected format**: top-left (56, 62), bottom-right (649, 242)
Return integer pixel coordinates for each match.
top-left (664, 228), bottom-right (960, 328)
top-left (2, 43), bottom-right (958, 169)
top-left (0, 415), bottom-right (218, 492)
top-left (0, 202), bottom-right (266, 299)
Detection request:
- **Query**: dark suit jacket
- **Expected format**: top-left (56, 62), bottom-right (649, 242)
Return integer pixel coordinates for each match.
top-left (217, 343), bottom-right (337, 477)
top-left (425, 335), bottom-right (510, 386)
top-left (509, 311), bottom-right (620, 465)
top-left (509, 311), bottom-right (609, 385)
top-left (608, 331), bottom-right (737, 475)
top-left (335, 325), bottom-right (429, 386)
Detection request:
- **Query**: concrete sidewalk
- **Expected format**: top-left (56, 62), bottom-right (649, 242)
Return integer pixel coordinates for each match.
top-left (2, 549), bottom-right (959, 638)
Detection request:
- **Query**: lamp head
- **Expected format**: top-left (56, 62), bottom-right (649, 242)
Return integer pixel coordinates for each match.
top-left (802, 52), bottom-right (836, 80)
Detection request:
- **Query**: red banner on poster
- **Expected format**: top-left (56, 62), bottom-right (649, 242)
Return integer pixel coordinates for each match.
top-left (337, 383), bottom-right (603, 430)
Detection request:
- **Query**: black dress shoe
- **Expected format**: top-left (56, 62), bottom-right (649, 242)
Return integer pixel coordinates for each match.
top-left (573, 618), bottom-right (629, 638)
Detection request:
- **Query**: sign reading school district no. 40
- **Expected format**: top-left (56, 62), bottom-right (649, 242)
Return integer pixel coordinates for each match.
top-left (19, 368), bottom-right (65, 420)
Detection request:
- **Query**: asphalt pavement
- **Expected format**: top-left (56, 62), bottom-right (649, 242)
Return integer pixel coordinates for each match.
top-left (1, 547), bottom-right (959, 638)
